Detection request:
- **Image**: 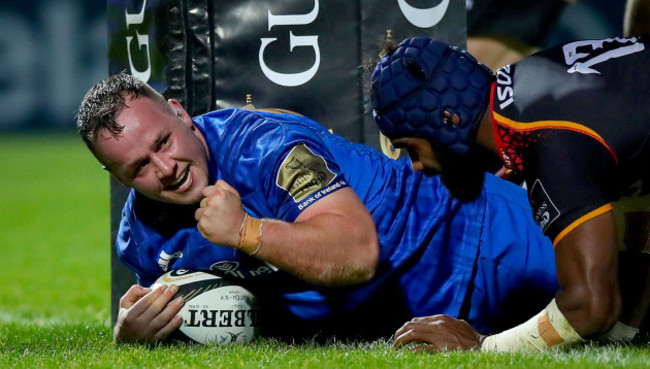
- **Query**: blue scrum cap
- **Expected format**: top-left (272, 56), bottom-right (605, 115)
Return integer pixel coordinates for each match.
top-left (370, 37), bottom-right (493, 156)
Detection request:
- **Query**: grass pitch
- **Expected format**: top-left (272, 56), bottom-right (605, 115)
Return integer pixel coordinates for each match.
top-left (0, 134), bottom-right (110, 324)
top-left (1, 134), bottom-right (650, 368)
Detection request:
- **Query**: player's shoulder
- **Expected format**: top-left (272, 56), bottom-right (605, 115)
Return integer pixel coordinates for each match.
top-left (195, 107), bottom-right (286, 135)
top-left (229, 108), bottom-right (332, 152)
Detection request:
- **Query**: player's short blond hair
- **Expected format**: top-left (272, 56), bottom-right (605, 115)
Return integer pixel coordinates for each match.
top-left (76, 72), bottom-right (171, 157)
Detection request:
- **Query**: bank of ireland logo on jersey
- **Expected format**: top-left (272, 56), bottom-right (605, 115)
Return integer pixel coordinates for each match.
top-left (276, 143), bottom-right (336, 203)
top-left (529, 179), bottom-right (560, 233)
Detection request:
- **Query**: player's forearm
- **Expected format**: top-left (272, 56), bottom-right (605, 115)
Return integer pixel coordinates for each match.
top-left (241, 213), bottom-right (379, 286)
top-left (484, 211), bottom-right (622, 351)
top-left (553, 211), bottom-right (622, 337)
top-left (481, 284), bottom-right (622, 352)
top-left (196, 182), bottom-right (379, 285)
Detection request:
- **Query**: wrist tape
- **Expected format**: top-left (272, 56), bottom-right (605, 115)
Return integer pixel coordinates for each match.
top-left (481, 299), bottom-right (584, 352)
top-left (238, 214), bottom-right (263, 254)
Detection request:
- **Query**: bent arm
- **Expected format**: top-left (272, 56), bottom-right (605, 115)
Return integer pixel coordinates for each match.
top-left (553, 209), bottom-right (621, 337)
top-left (196, 181), bottom-right (379, 286)
top-left (391, 209), bottom-right (623, 352)
top-left (481, 209), bottom-right (621, 351)
top-left (256, 187), bottom-right (379, 286)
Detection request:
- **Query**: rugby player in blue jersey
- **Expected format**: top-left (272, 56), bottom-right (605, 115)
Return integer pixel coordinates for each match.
top-left (370, 36), bottom-right (650, 351)
top-left (77, 72), bottom-right (557, 344)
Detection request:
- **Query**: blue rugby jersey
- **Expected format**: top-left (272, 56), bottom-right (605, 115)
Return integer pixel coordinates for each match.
top-left (117, 108), bottom-right (556, 335)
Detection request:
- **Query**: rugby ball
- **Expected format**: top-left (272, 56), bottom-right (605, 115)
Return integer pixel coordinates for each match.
top-left (152, 270), bottom-right (259, 344)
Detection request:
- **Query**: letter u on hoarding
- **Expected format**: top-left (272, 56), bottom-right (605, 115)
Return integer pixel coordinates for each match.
top-left (398, 0), bottom-right (449, 28)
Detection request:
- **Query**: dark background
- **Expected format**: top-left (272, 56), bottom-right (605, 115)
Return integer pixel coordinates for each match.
top-left (0, 0), bottom-right (628, 133)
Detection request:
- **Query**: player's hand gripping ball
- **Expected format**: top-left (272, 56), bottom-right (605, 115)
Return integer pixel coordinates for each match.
top-left (151, 270), bottom-right (260, 344)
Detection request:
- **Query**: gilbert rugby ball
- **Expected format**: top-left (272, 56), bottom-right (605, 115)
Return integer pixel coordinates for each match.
top-left (152, 270), bottom-right (259, 344)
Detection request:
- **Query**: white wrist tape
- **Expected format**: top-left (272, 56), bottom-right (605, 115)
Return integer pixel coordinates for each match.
top-left (598, 321), bottom-right (639, 342)
top-left (481, 299), bottom-right (584, 352)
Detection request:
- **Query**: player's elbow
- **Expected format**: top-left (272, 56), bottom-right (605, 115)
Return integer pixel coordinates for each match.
top-left (563, 281), bottom-right (621, 337)
top-left (334, 215), bottom-right (379, 284)
top-left (585, 288), bottom-right (621, 336)
top-left (322, 233), bottom-right (379, 286)
top-left (353, 234), bottom-right (380, 283)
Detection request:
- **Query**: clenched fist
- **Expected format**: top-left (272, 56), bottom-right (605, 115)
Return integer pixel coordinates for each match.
top-left (195, 179), bottom-right (246, 248)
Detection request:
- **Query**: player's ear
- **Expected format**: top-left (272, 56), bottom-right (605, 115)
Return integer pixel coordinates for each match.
top-left (101, 165), bottom-right (118, 178)
top-left (167, 99), bottom-right (192, 125)
top-left (100, 164), bottom-right (127, 185)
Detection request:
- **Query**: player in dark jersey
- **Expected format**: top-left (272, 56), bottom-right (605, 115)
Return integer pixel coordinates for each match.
top-left (77, 72), bottom-right (559, 344)
top-left (370, 36), bottom-right (650, 351)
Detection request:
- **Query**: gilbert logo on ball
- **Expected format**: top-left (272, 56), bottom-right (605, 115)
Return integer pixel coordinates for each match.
top-left (152, 270), bottom-right (260, 344)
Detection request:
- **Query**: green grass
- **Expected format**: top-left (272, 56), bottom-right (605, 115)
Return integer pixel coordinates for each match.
top-left (0, 134), bottom-right (110, 324)
top-left (2, 323), bottom-right (650, 369)
top-left (1, 134), bottom-right (650, 368)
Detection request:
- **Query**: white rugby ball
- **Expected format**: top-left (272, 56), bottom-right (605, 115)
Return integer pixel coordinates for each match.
top-left (152, 270), bottom-right (259, 344)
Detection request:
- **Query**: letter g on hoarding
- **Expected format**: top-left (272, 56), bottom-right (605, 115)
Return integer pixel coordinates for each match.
top-left (398, 0), bottom-right (449, 28)
top-left (259, 33), bottom-right (320, 87)
top-left (125, 0), bottom-right (151, 82)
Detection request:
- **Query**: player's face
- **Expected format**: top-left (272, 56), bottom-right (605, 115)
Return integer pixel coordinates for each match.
top-left (392, 136), bottom-right (488, 202)
top-left (94, 96), bottom-right (210, 205)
